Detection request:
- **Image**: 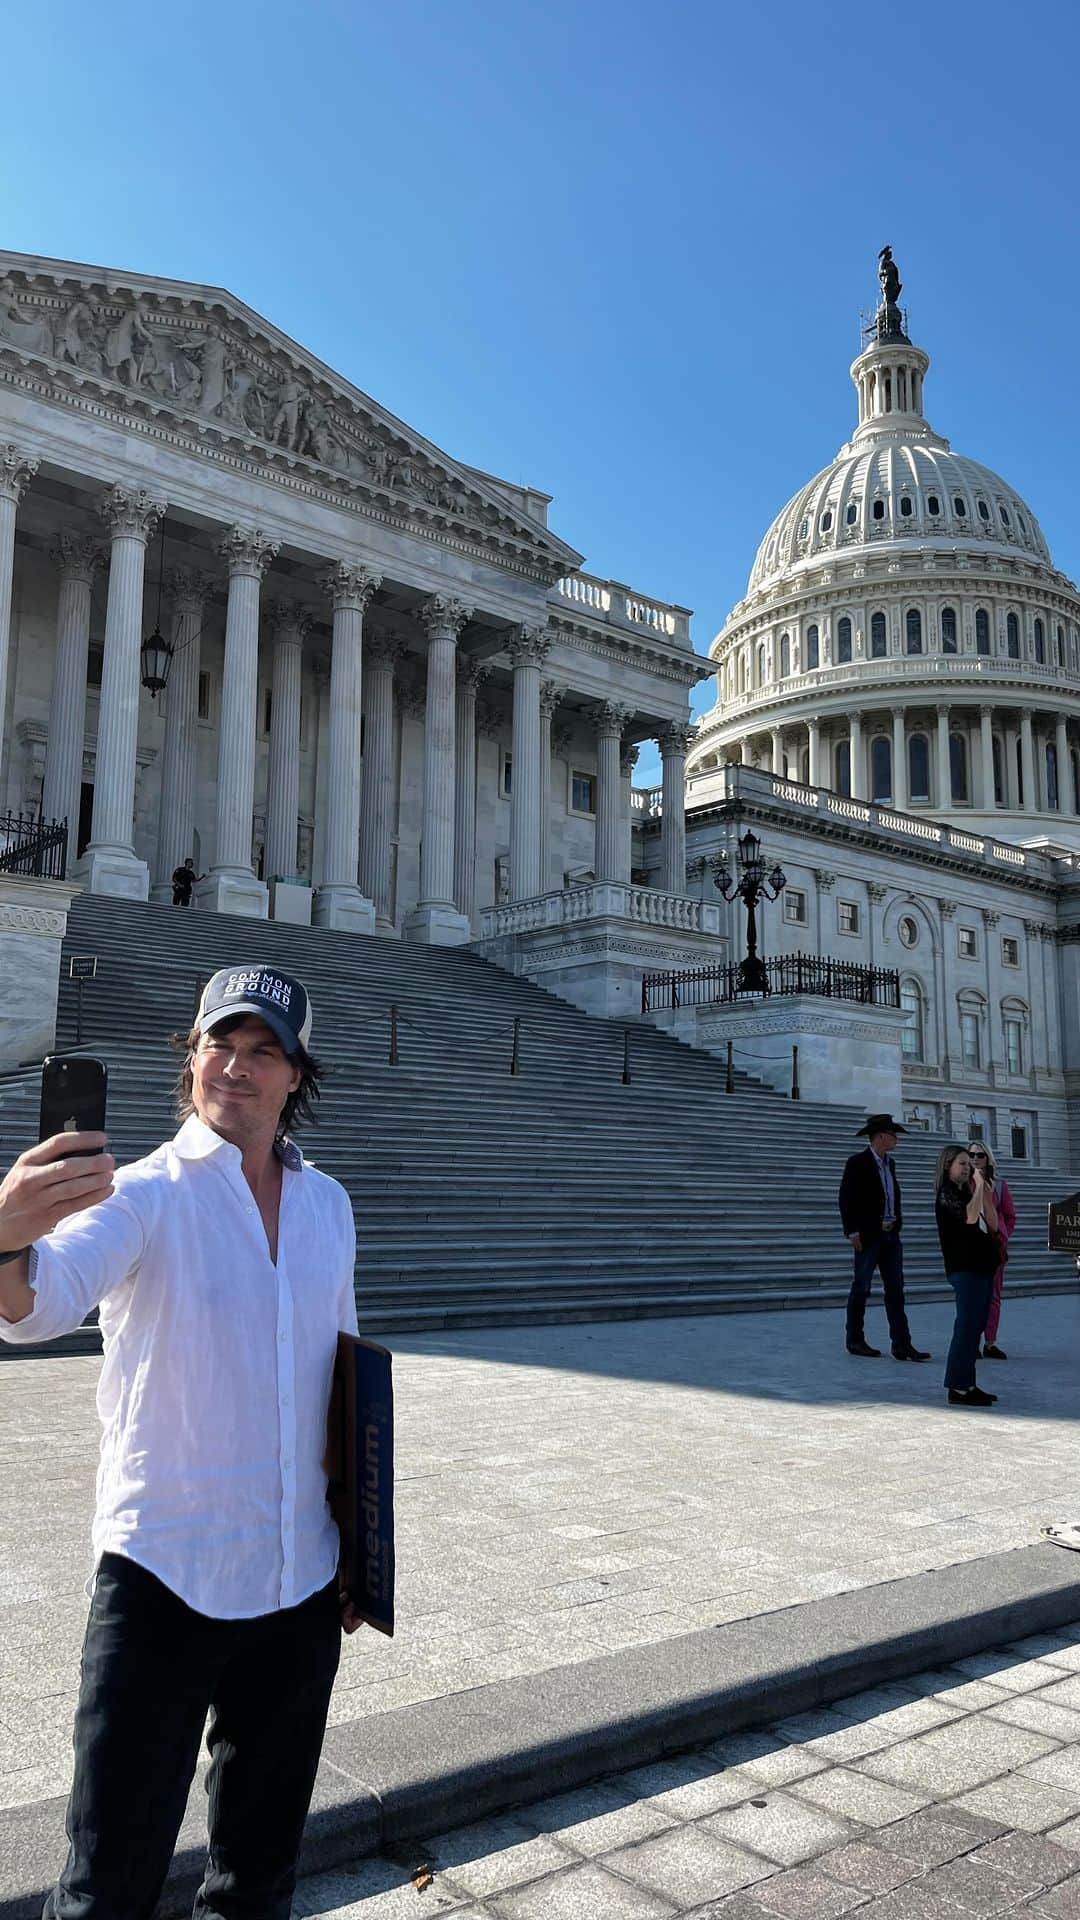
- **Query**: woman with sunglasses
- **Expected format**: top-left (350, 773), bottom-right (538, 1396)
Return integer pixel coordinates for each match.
top-left (968, 1141), bottom-right (1015, 1360)
top-left (934, 1143), bottom-right (1001, 1407)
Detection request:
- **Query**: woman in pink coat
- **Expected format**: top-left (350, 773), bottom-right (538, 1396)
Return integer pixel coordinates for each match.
top-left (970, 1141), bottom-right (1016, 1359)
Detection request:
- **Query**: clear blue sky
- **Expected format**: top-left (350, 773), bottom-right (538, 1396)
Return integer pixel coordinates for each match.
top-left (4, 1), bottom-right (1078, 782)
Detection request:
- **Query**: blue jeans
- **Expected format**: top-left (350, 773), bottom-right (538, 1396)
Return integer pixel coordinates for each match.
top-left (945, 1270), bottom-right (994, 1390)
top-left (846, 1231), bottom-right (912, 1351)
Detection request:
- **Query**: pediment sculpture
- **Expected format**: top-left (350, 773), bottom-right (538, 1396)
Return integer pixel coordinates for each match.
top-left (0, 274), bottom-right (541, 549)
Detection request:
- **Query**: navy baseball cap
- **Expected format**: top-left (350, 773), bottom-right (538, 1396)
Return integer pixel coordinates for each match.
top-left (197, 966), bottom-right (313, 1058)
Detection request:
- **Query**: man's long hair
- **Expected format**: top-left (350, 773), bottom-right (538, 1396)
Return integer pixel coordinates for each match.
top-left (173, 1015), bottom-right (324, 1137)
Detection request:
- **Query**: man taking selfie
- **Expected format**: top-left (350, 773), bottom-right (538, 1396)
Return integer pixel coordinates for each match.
top-left (0, 966), bottom-right (360, 1920)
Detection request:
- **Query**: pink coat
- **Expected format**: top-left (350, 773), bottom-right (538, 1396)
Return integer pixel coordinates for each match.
top-left (994, 1179), bottom-right (1016, 1261)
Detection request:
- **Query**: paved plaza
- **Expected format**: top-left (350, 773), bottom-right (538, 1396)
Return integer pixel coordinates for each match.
top-left (3, 1292), bottom-right (1080, 1818)
top-left (291, 1626), bottom-right (1080, 1917)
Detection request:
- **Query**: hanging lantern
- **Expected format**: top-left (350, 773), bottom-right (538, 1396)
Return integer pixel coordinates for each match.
top-left (140, 515), bottom-right (172, 696)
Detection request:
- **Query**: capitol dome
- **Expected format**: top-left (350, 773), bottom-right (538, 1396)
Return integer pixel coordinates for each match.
top-left (688, 260), bottom-right (1080, 847)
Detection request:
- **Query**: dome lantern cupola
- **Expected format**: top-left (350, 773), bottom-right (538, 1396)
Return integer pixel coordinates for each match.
top-left (851, 247), bottom-right (934, 445)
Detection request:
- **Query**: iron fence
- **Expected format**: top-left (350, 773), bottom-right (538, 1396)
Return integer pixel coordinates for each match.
top-left (0, 811), bottom-right (68, 880)
top-left (641, 953), bottom-right (902, 1013)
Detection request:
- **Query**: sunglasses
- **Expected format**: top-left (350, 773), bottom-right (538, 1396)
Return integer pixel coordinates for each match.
top-left (970, 1152), bottom-right (988, 1161)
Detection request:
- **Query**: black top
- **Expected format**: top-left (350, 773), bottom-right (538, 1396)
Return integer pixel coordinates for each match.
top-left (935, 1182), bottom-right (1000, 1276)
top-left (838, 1147), bottom-right (903, 1239)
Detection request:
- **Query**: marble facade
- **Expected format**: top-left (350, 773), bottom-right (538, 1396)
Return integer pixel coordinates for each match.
top-left (0, 251), bottom-right (710, 946)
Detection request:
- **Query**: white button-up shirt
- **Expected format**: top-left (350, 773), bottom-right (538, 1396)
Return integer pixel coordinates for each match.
top-left (0, 1115), bottom-right (358, 1619)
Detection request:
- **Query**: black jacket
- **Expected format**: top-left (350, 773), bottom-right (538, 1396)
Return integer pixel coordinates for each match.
top-left (935, 1183), bottom-right (1000, 1276)
top-left (839, 1147), bottom-right (903, 1239)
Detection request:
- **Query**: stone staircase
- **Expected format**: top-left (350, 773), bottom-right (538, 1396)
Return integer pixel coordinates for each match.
top-left (0, 891), bottom-right (1075, 1341)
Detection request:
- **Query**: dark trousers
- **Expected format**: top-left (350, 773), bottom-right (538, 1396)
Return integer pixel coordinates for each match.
top-left (47, 1552), bottom-right (341, 1920)
top-left (945, 1270), bottom-right (994, 1390)
top-left (845, 1231), bottom-right (911, 1352)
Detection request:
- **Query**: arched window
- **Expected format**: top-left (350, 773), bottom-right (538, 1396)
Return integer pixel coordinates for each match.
top-left (958, 991), bottom-right (985, 1069)
top-left (927, 495), bottom-right (941, 516)
top-left (977, 499), bottom-right (990, 522)
top-left (837, 616), bottom-right (853, 664)
top-left (1000, 505), bottom-right (1011, 528)
top-left (871, 735), bottom-right (892, 801)
top-left (756, 642), bottom-right (766, 686)
top-left (870, 611), bottom-right (887, 658)
top-left (845, 503), bottom-right (858, 526)
top-left (1058, 624), bottom-right (1066, 667)
top-left (1007, 612), bottom-right (1020, 658)
top-left (1002, 998), bottom-right (1029, 1077)
top-left (900, 979), bottom-right (925, 1060)
top-left (975, 607), bottom-right (990, 654)
top-left (820, 509), bottom-right (833, 532)
top-left (950, 731), bottom-right (969, 803)
top-left (905, 608), bottom-right (923, 655)
top-left (992, 735), bottom-right (1004, 805)
top-left (834, 740), bottom-right (851, 796)
top-left (737, 651), bottom-right (747, 696)
top-left (900, 495), bottom-right (913, 518)
top-left (954, 496), bottom-right (967, 518)
top-left (872, 499), bottom-right (885, 521)
top-left (1034, 617), bottom-right (1046, 665)
top-left (1047, 741), bottom-right (1060, 810)
top-left (908, 733), bottom-right (930, 801)
top-left (779, 632), bottom-right (791, 678)
top-left (805, 624), bottom-right (819, 670)
top-left (941, 606), bottom-right (957, 654)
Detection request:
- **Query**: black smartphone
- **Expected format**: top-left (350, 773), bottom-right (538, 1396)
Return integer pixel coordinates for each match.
top-left (39, 1056), bottom-right (108, 1154)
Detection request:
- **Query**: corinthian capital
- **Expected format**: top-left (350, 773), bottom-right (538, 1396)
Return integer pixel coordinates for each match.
top-left (100, 483), bottom-right (167, 543)
top-left (620, 743), bottom-right (640, 779)
top-left (366, 630), bottom-right (408, 672)
top-left (594, 699), bottom-right (633, 739)
top-left (419, 593), bottom-right (473, 639)
top-left (52, 530), bottom-right (104, 584)
top-left (506, 623), bottom-right (552, 669)
top-left (320, 561), bottom-right (381, 611)
top-left (659, 720), bottom-right (696, 757)
top-left (266, 596), bottom-right (314, 640)
top-left (0, 444), bottom-right (39, 506)
top-left (539, 679), bottom-right (564, 720)
top-left (217, 525), bottom-right (279, 579)
top-left (167, 565), bottom-right (215, 615)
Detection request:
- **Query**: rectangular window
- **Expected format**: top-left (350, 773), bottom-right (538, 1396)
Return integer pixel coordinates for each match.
top-left (837, 900), bottom-right (860, 936)
top-left (87, 644), bottom-right (104, 689)
top-left (1001, 935), bottom-right (1020, 967)
top-left (197, 670), bottom-right (212, 721)
top-left (1011, 1123), bottom-right (1028, 1159)
top-left (570, 771), bottom-right (596, 815)
top-left (958, 927), bottom-right (977, 958)
top-left (1004, 1019), bottom-right (1022, 1075)
top-left (783, 888), bottom-right (807, 926)
top-left (500, 753), bottom-right (512, 799)
top-left (961, 1011), bottom-right (980, 1069)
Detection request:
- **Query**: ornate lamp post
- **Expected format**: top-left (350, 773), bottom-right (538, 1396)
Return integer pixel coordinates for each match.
top-left (711, 827), bottom-right (786, 995)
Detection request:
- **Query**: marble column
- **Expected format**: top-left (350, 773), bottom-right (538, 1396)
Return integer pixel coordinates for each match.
top-left (980, 706), bottom-right (996, 811)
top-left (659, 720), bottom-right (693, 894)
top-left (508, 625), bottom-right (551, 901)
top-left (538, 680), bottom-right (562, 893)
top-left (360, 633), bottom-right (406, 932)
top-left (79, 485), bottom-right (165, 899)
top-left (0, 445), bottom-right (39, 788)
top-left (740, 738), bottom-right (752, 766)
top-left (619, 743), bottom-right (638, 884)
top-left (807, 718), bottom-right (821, 790)
top-left (1056, 716), bottom-right (1071, 814)
top-left (936, 706), bottom-right (951, 809)
top-left (453, 654), bottom-right (489, 925)
top-left (404, 594), bottom-right (474, 944)
top-left (262, 599), bottom-right (311, 889)
top-left (42, 533), bottom-right (102, 868)
top-left (849, 715), bottom-right (866, 799)
top-left (1019, 710), bottom-right (1036, 812)
top-left (152, 567), bottom-right (213, 901)
top-left (313, 562), bottom-right (380, 933)
top-left (196, 526), bottom-right (277, 917)
top-left (891, 707), bottom-right (908, 809)
top-left (594, 701), bottom-right (631, 883)
top-left (771, 728), bottom-right (783, 776)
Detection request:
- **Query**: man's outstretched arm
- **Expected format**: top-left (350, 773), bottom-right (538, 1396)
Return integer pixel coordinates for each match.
top-left (0, 1134), bottom-right (114, 1325)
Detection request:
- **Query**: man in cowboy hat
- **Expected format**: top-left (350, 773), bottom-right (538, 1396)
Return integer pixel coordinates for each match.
top-left (838, 1112), bottom-right (930, 1361)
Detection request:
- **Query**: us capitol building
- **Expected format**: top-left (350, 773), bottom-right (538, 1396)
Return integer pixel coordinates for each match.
top-left (653, 249), bottom-right (1080, 1165)
top-left (1, 244), bottom-right (1079, 1168)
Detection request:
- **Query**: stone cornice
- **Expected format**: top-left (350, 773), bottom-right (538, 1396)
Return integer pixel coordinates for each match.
top-left (0, 253), bottom-right (583, 585)
top-left (547, 614), bottom-right (711, 688)
top-left (677, 787), bottom-right (1058, 900)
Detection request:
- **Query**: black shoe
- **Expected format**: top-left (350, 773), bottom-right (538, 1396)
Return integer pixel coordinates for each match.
top-left (982, 1344), bottom-right (1007, 1360)
top-left (894, 1345), bottom-right (931, 1362)
top-left (948, 1386), bottom-right (998, 1406)
top-left (847, 1339), bottom-right (881, 1357)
